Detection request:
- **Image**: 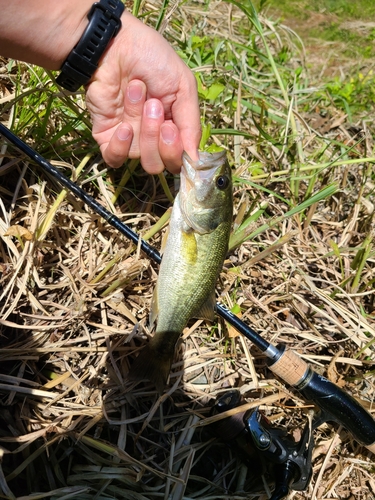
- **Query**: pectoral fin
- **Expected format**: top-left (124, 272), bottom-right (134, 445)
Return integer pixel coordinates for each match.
top-left (160, 224), bottom-right (170, 255)
top-left (194, 290), bottom-right (216, 321)
top-left (149, 286), bottom-right (159, 328)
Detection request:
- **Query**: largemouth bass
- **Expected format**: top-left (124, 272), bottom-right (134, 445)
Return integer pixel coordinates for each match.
top-left (129, 150), bottom-right (233, 390)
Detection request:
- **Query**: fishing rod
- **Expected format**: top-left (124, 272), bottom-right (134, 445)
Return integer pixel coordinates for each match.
top-left (1, 122), bottom-right (375, 454)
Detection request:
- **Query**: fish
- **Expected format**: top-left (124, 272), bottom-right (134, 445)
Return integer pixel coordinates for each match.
top-left (129, 150), bottom-right (233, 391)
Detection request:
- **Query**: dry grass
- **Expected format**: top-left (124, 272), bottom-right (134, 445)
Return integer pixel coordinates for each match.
top-left (0, 1), bottom-right (375, 499)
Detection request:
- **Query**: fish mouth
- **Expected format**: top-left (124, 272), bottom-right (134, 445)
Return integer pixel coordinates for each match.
top-left (181, 150), bottom-right (227, 191)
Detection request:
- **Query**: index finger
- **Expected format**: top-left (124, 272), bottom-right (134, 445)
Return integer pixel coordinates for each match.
top-left (171, 75), bottom-right (201, 161)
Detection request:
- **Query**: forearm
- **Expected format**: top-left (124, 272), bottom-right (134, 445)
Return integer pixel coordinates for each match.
top-left (0, 0), bottom-right (94, 69)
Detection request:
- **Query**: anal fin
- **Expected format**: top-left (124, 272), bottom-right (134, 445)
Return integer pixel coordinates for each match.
top-left (194, 290), bottom-right (216, 322)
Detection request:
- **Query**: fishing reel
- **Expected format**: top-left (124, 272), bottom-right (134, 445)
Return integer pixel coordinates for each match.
top-left (211, 390), bottom-right (314, 500)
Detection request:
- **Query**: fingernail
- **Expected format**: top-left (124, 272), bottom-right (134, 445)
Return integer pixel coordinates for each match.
top-left (146, 100), bottom-right (162, 119)
top-left (128, 84), bottom-right (143, 103)
top-left (161, 124), bottom-right (176, 144)
top-left (117, 125), bottom-right (131, 141)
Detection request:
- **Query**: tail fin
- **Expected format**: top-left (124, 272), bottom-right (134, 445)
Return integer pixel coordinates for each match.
top-left (128, 339), bottom-right (176, 392)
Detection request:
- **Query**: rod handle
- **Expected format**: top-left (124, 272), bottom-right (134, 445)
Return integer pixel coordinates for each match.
top-left (268, 345), bottom-right (375, 452)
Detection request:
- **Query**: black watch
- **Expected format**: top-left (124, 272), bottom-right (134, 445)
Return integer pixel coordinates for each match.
top-left (56, 0), bottom-right (125, 92)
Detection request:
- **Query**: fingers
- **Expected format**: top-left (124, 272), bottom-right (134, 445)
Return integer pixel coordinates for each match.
top-left (160, 122), bottom-right (183, 174)
top-left (123, 80), bottom-right (146, 158)
top-left (99, 78), bottom-right (192, 173)
top-left (121, 79), bottom-right (183, 172)
top-left (171, 75), bottom-right (201, 162)
top-left (101, 98), bottom-right (184, 173)
top-left (94, 79), bottom-right (146, 168)
top-left (100, 123), bottom-right (133, 169)
top-left (138, 99), bottom-right (164, 174)
top-left (139, 99), bottom-right (183, 174)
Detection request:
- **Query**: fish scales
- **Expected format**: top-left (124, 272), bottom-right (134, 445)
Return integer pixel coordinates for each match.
top-left (129, 150), bottom-right (233, 391)
top-left (157, 204), bottom-right (230, 331)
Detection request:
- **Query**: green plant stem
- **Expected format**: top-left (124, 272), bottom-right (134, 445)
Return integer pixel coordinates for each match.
top-left (158, 173), bottom-right (175, 204)
top-left (111, 159), bottom-right (139, 205)
top-left (35, 153), bottom-right (92, 240)
top-left (231, 183), bottom-right (337, 248)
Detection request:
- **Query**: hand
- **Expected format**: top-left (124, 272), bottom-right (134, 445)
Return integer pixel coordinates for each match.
top-left (85, 12), bottom-right (201, 174)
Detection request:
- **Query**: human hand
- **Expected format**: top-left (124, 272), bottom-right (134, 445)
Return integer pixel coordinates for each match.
top-left (85, 12), bottom-right (201, 174)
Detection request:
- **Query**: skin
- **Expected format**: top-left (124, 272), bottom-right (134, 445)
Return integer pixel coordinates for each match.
top-left (0, 0), bottom-right (201, 173)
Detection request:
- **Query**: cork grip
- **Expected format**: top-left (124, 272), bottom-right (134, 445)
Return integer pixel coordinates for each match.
top-left (269, 349), bottom-right (308, 386)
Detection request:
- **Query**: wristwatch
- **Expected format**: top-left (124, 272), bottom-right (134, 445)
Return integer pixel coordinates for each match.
top-left (56, 0), bottom-right (125, 92)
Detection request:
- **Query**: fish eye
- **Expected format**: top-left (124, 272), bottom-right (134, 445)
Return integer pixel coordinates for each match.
top-left (216, 175), bottom-right (230, 190)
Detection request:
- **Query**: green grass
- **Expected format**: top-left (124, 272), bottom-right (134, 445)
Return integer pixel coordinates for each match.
top-left (264, 0), bottom-right (375, 65)
top-left (262, 0), bottom-right (375, 120)
top-left (264, 0), bottom-right (375, 19)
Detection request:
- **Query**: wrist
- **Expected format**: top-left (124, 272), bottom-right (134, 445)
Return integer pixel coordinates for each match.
top-left (57, 0), bottom-right (125, 91)
top-left (52, 1), bottom-right (94, 70)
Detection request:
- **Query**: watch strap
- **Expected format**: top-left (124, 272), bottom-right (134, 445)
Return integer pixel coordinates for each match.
top-left (56, 0), bottom-right (124, 92)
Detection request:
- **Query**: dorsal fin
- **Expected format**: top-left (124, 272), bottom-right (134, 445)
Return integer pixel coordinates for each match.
top-left (149, 286), bottom-right (159, 328)
top-left (160, 224), bottom-right (170, 255)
